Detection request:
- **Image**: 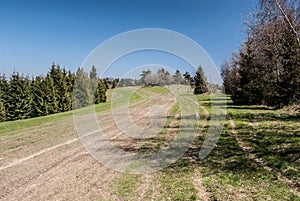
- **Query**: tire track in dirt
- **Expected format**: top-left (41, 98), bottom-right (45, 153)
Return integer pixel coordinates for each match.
top-left (1, 146), bottom-right (121, 201)
top-left (192, 103), bottom-right (211, 201)
top-left (228, 115), bottom-right (300, 198)
top-left (0, 138), bottom-right (79, 172)
top-left (0, 92), bottom-right (174, 172)
top-left (0, 89), bottom-right (176, 201)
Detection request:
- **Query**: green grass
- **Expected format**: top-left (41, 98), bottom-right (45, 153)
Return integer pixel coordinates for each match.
top-left (195, 94), bottom-right (300, 200)
top-left (0, 87), bottom-right (149, 135)
top-left (137, 101), bottom-right (180, 154)
top-left (0, 110), bottom-right (73, 135)
top-left (112, 173), bottom-right (141, 200)
top-left (227, 105), bottom-right (300, 185)
top-left (1, 86), bottom-right (299, 200)
top-left (141, 86), bottom-right (171, 94)
top-left (150, 160), bottom-right (198, 201)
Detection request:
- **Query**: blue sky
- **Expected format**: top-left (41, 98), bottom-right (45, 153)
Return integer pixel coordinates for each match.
top-left (0, 0), bottom-right (257, 79)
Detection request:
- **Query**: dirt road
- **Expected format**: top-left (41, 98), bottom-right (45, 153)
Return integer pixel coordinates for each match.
top-left (1, 87), bottom-right (196, 201)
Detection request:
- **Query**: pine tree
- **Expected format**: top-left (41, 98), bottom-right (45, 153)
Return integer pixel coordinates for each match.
top-left (90, 65), bottom-right (97, 80)
top-left (0, 75), bottom-right (7, 122)
top-left (31, 76), bottom-right (47, 117)
top-left (43, 74), bottom-right (59, 114)
top-left (6, 72), bottom-right (32, 120)
top-left (67, 70), bottom-right (76, 110)
top-left (73, 67), bottom-right (92, 109)
top-left (95, 80), bottom-right (107, 104)
top-left (194, 66), bottom-right (208, 94)
top-left (0, 90), bottom-right (6, 122)
top-left (183, 71), bottom-right (193, 86)
top-left (89, 66), bottom-right (98, 103)
top-left (58, 68), bottom-right (72, 112)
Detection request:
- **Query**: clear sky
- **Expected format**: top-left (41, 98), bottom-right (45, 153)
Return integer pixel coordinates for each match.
top-left (0, 0), bottom-right (257, 79)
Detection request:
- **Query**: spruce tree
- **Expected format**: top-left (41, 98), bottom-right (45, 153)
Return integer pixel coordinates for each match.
top-left (89, 65), bottom-right (97, 80)
top-left (0, 75), bottom-right (7, 122)
top-left (43, 74), bottom-right (59, 114)
top-left (89, 66), bottom-right (98, 103)
top-left (6, 72), bottom-right (32, 120)
top-left (58, 68), bottom-right (72, 112)
top-left (95, 80), bottom-right (107, 104)
top-left (0, 91), bottom-right (6, 122)
top-left (67, 70), bottom-right (76, 108)
top-left (194, 66), bottom-right (208, 94)
top-left (72, 67), bottom-right (92, 109)
top-left (31, 76), bottom-right (47, 117)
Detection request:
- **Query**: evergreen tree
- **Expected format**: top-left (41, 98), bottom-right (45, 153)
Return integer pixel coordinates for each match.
top-left (183, 71), bottom-right (194, 86)
top-left (225, 0), bottom-right (300, 108)
top-left (95, 80), bottom-right (107, 104)
top-left (58, 68), bottom-right (72, 112)
top-left (67, 70), bottom-right (76, 100)
top-left (89, 65), bottom-right (98, 102)
top-left (0, 90), bottom-right (6, 122)
top-left (112, 78), bottom-right (119, 88)
top-left (194, 66), bottom-right (208, 94)
top-left (0, 75), bottom-right (8, 122)
top-left (72, 67), bottom-right (92, 109)
top-left (31, 76), bottom-right (47, 117)
top-left (90, 65), bottom-right (97, 80)
top-left (43, 74), bottom-right (59, 114)
top-left (6, 72), bottom-right (32, 120)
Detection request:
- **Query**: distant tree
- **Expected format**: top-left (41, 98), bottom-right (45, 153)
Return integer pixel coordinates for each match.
top-left (72, 67), bottom-right (93, 109)
top-left (226, 0), bottom-right (300, 107)
top-left (221, 53), bottom-right (240, 95)
top-left (6, 72), bottom-right (32, 120)
top-left (31, 76), bottom-right (47, 117)
top-left (183, 71), bottom-right (194, 86)
top-left (0, 75), bottom-right (8, 122)
top-left (95, 80), bottom-right (107, 104)
top-left (194, 66), bottom-right (208, 94)
top-left (0, 89), bottom-right (6, 122)
top-left (0, 99), bottom-right (5, 122)
top-left (157, 68), bottom-right (166, 86)
top-left (43, 74), bottom-right (59, 114)
top-left (173, 69), bottom-right (184, 84)
top-left (59, 68), bottom-right (72, 112)
top-left (89, 65), bottom-right (97, 80)
top-left (118, 78), bottom-right (137, 87)
top-left (164, 71), bottom-right (173, 85)
top-left (89, 66), bottom-right (98, 105)
top-left (112, 78), bottom-right (119, 89)
top-left (140, 69), bottom-right (152, 85)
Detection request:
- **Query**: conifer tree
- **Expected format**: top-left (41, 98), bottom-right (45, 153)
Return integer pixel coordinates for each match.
top-left (0, 91), bottom-right (6, 122)
top-left (72, 67), bottom-right (92, 109)
top-left (0, 75), bottom-right (8, 122)
top-left (89, 65), bottom-right (97, 80)
top-left (89, 65), bottom-right (98, 103)
top-left (31, 76), bottom-right (47, 117)
top-left (58, 68), bottom-right (72, 112)
top-left (6, 72), bottom-right (32, 120)
top-left (95, 80), bottom-right (107, 104)
top-left (194, 66), bottom-right (208, 94)
top-left (43, 74), bottom-right (59, 114)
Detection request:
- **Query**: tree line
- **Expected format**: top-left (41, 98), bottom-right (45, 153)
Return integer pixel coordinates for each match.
top-left (116, 66), bottom-right (212, 95)
top-left (221, 0), bottom-right (300, 108)
top-left (0, 64), bottom-right (214, 123)
top-left (0, 64), bottom-right (107, 122)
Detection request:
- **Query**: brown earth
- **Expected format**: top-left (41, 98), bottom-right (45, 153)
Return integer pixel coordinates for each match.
top-left (1, 88), bottom-right (208, 201)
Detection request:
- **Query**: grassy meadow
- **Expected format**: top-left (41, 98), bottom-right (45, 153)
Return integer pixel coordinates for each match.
top-left (0, 86), bottom-right (299, 200)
